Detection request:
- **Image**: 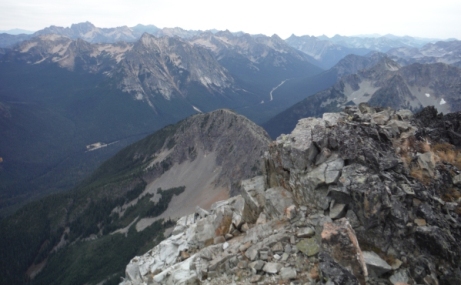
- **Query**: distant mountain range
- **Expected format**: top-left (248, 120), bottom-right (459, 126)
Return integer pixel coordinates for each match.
top-left (285, 33), bottom-right (443, 69)
top-left (263, 54), bottom-right (461, 137)
top-left (1, 21), bottom-right (461, 285)
top-left (0, 22), bottom-right (219, 47)
top-left (388, 40), bottom-right (461, 68)
top-left (0, 25), bottom-right (321, 213)
top-left (0, 29), bottom-right (34, 35)
top-left (1, 22), bottom-right (450, 69)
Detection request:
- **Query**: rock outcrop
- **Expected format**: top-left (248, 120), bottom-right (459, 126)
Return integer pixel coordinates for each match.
top-left (120, 104), bottom-right (461, 284)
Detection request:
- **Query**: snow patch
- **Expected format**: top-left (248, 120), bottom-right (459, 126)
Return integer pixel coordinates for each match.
top-left (86, 142), bottom-right (107, 151)
top-left (440, 98), bottom-right (446, 105)
top-left (85, 140), bottom-right (119, 152)
top-left (425, 93), bottom-right (430, 97)
top-left (200, 76), bottom-right (212, 86)
top-left (192, 106), bottom-right (202, 113)
top-left (52, 55), bottom-right (69, 62)
top-left (135, 93), bottom-right (143, 100)
top-left (33, 57), bottom-right (47, 64)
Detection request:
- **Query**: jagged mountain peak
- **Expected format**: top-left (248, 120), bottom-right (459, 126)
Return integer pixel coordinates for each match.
top-left (270, 34), bottom-right (283, 41)
top-left (190, 31), bottom-right (315, 66)
top-left (70, 21), bottom-right (96, 32)
top-left (137, 32), bottom-right (163, 47)
top-left (131, 24), bottom-right (160, 34)
top-left (121, 33), bottom-right (233, 101)
top-left (106, 108), bottom-right (271, 201)
top-left (330, 52), bottom-right (388, 77)
top-left (366, 56), bottom-right (401, 73)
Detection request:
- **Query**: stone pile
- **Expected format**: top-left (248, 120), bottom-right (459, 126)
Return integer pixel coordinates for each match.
top-left (121, 104), bottom-right (461, 284)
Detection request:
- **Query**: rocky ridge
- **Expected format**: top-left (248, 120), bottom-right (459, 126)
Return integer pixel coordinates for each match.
top-left (387, 40), bottom-right (461, 68)
top-left (286, 34), bottom-right (440, 69)
top-left (324, 34), bottom-right (435, 53)
top-left (0, 22), bottom-right (212, 48)
top-left (285, 35), bottom-right (371, 69)
top-left (121, 105), bottom-right (461, 284)
top-left (190, 31), bottom-right (315, 66)
top-left (2, 34), bottom-right (233, 103)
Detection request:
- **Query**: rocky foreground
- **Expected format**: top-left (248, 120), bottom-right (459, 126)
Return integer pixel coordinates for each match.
top-left (120, 104), bottom-right (461, 285)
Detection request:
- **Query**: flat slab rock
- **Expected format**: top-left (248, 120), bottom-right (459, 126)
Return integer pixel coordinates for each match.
top-left (263, 262), bottom-right (282, 274)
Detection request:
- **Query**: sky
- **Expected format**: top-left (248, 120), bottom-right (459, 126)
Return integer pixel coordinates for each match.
top-left (1, 0), bottom-right (460, 39)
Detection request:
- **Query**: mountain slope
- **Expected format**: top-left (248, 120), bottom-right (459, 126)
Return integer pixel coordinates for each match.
top-left (0, 60), bottom-right (168, 214)
top-left (262, 53), bottom-right (388, 137)
top-left (263, 57), bottom-right (461, 138)
top-left (286, 33), bottom-right (440, 69)
top-left (188, 31), bottom-right (324, 122)
top-left (0, 109), bottom-right (271, 285)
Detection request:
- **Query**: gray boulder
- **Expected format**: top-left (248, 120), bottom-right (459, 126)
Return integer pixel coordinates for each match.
top-left (264, 187), bottom-right (294, 219)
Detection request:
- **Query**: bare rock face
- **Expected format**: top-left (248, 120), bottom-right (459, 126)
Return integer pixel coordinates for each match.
top-left (120, 105), bottom-right (461, 285)
top-left (118, 34), bottom-right (233, 101)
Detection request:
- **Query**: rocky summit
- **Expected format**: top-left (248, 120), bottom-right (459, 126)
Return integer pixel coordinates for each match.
top-left (120, 104), bottom-right (461, 285)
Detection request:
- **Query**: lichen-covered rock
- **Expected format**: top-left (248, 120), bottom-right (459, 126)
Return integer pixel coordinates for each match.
top-left (296, 238), bottom-right (320, 257)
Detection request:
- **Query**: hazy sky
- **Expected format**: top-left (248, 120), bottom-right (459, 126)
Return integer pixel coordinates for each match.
top-left (1, 0), bottom-right (460, 39)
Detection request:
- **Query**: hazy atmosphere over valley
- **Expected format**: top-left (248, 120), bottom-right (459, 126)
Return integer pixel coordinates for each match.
top-left (1, 0), bottom-right (461, 39)
top-left (1, 1), bottom-right (461, 285)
